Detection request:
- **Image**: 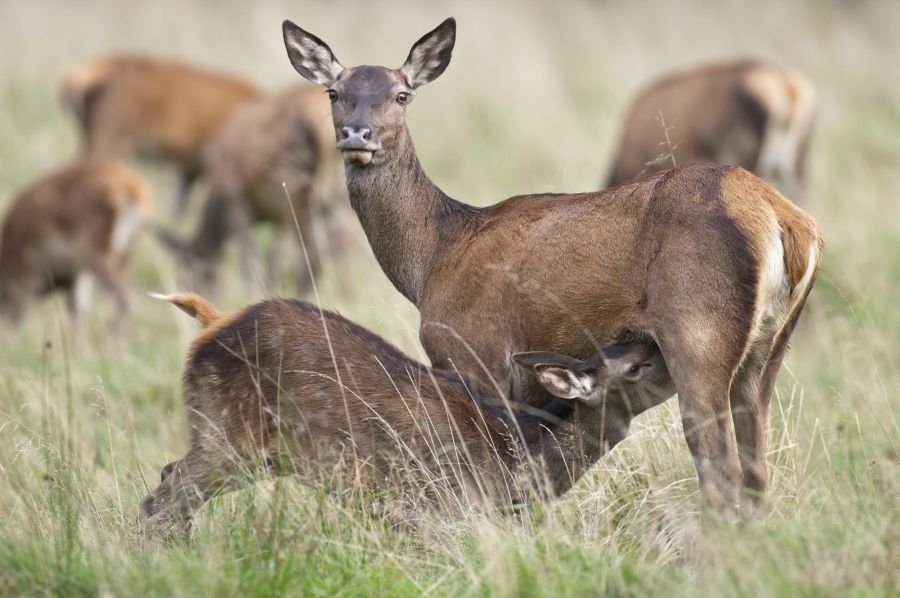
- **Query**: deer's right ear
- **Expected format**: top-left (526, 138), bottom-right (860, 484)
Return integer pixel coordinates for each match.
top-left (282, 20), bottom-right (344, 86)
top-left (512, 352), bottom-right (596, 400)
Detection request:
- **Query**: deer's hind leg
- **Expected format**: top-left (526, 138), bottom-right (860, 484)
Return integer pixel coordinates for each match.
top-left (729, 326), bottom-right (778, 511)
top-left (656, 324), bottom-right (746, 513)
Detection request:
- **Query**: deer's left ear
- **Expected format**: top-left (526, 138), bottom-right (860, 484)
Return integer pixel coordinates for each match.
top-left (513, 352), bottom-right (597, 400)
top-left (400, 17), bottom-right (456, 89)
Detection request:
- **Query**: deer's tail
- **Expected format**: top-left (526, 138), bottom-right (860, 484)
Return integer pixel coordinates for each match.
top-left (150, 292), bottom-right (223, 328)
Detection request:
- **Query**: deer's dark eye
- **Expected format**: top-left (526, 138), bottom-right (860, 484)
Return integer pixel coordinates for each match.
top-left (327, 89), bottom-right (338, 103)
top-left (397, 91), bottom-right (411, 104)
top-left (625, 364), bottom-right (646, 379)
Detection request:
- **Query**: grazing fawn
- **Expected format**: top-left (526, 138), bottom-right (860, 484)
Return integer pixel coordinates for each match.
top-left (0, 160), bottom-right (150, 335)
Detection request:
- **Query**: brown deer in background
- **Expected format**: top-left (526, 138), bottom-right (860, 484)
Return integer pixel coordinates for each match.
top-left (282, 18), bottom-right (823, 512)
top-left (139, 292), bottom-right (670, 535)
top-left (0, 161), bottom-right (151, 335)
top-left (605, 61), bottom-right (817, 202)
top-left (62, 55), bottom-right (259, 215)
top-left (157, 84), bottom-right (348, 296)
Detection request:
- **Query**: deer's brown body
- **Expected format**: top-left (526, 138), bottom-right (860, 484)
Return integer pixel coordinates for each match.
top-left (160, 84), bottom-right (347, 294)
top-left (282, 19), bottom-right (823, 511)
top-left (606, 61), bottom-right (816, 201)
top-left (62, 55), bottom-right (259, 214)
top-left (0, 160), bottom-right (150, 331)
top-left (139, 293), bottom-right (669, 534)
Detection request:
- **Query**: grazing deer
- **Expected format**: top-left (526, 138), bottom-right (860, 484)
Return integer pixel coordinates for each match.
top-left (139, 292), bottom-right (668, 535)
top-left (62, 55), bottom-right (259, 215)
top-left (605, 61), bottom-right (817, 202)
top-left (0, 161), bottom-right (151, 334)
top-left (157, 84), bottom-right (347, 295)
top-left (281, 18), bottom-right (823, 511)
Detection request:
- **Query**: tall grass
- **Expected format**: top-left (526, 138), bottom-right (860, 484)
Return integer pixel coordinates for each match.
top-left (0, 0), bottom-right (898, 595)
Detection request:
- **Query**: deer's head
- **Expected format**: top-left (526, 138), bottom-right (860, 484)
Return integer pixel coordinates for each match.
top-left (514, 343), bottom-right (672, 413)
top-left (283, 18), bottom-right (456, 167)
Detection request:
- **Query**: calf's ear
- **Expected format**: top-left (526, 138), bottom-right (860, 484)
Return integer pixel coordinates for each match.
top-left (512, 352), bottom-right (596, 400)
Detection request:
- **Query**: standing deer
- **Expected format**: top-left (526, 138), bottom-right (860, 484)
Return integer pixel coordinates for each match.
top-left (62, 55), bottom-right (259, 215)
top-left (281, 18), bottom-right (823, 511)
top-left (0, 161), bottom-right (151, 334)
top-left (139, 292), bottom-right (670, 535)
top-left (157, 84), bottom-right (347, 295)
top-left (605, 60), bottom-right (817, 202)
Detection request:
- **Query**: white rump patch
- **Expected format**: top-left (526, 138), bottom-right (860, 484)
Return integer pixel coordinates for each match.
top-left (788, 239), bottom-right (819, 312)
top-left (744, 66), bottom-right (817, 195)
top-left (111, 200), bottom-right (143, 255)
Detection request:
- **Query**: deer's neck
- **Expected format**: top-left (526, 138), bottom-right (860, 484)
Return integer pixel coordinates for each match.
top-left (344, 126), bottom-right (481, 305)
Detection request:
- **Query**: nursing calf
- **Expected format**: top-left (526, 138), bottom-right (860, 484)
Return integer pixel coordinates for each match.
top-left (139, 293), bottom-right (668, 536)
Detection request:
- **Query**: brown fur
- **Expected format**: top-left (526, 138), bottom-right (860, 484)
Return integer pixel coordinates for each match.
top-left (0, 160), bottom-right (151, 332)
top-left (139, 294), bottom-right (668, 535)
top-left (282, 19), bottom-right (825, 511)
top-left (606, 61), bottom-right (816, 203)
top-left (61, 55), bottom-right (259, 213)
top-left (159, 84), bottom-right (348, 294)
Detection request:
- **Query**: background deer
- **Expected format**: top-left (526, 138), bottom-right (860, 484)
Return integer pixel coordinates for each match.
top-left (0, 160), bottom-right (151, 335)
top-left (605, 60), bottom-right (817, 202)
top-left (157, 84), bottom-right (348, 295)
top-left (139, 292), bottom-right (667, 536)
top-left (62, 55), bottom-right (259, 215)
top-left (282, 18), bottom-right (823, 512)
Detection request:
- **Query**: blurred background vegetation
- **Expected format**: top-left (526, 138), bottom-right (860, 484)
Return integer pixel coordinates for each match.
top-left (0, 0), bottom-right (897, 595)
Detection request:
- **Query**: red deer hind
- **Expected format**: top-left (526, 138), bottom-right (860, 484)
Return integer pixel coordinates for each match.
top-left (281, 18), bottom-right (823, 512)
top-left (605, 60), bottom-right (817, 202)
top-left (62, 55), bottom-right (259, 215)
top-left (157, 84), bottom-right (348, 295)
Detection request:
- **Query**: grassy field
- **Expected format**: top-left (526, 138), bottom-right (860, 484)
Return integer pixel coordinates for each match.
top-left (1, 0), bottom-right (898, 595)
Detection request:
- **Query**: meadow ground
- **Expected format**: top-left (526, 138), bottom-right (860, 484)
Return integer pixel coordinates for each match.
top-left (0, 0), bottom-right (898, 595)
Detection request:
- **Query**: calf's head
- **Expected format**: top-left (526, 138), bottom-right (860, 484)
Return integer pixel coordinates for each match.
top-left (282, 18), bottom-right (456, 167)
top-left (513, 343), bottom-right (672, 414)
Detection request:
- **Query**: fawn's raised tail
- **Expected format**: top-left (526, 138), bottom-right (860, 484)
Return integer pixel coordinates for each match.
top-left (150, 292), bottom-right (222, 328)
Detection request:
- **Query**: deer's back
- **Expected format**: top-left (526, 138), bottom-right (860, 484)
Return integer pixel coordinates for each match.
top-left (420, 163), bottom-right (806, 403)
top-left (182, 298), bottom-right (511, 479)
top-left (66, 55), bottom-right (258, 164)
